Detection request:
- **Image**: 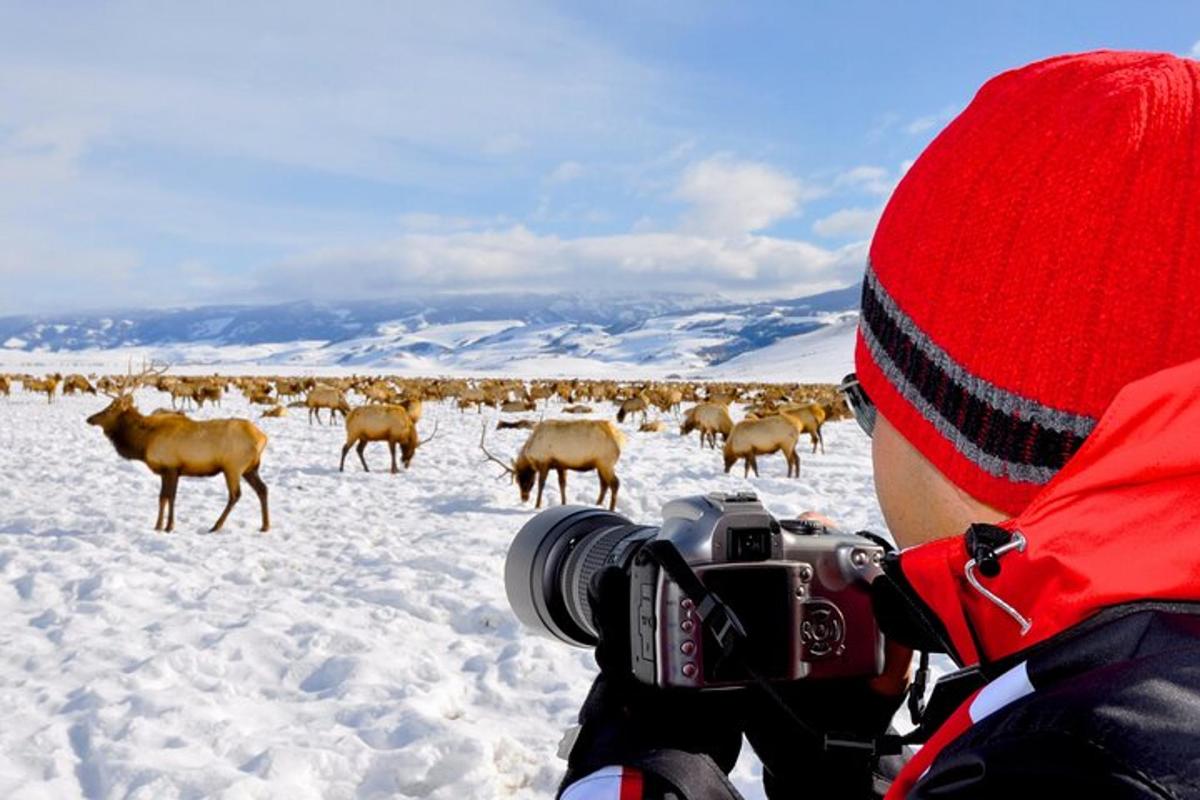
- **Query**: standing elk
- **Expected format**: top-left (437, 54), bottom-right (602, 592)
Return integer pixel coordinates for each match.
top-left (86, 367), bottom-right (270, 532)
top-left (0, 376), bottom-right (10, 396)
top-left (306, 385), bottom-right (351, 425)
top-left (616, 393), bottom-right (649, 425)
top-left (481, 419), bottom-right (625, 510)
top-left (340, 404), bottom-right (439, 473)
top-left (723, 415), bottom-right (801, 478)
top-left (680, 402), bottom-right (734, 449)
top-left (24, 374), bottom-right (61, 403)
top-left (781, 403), bottom-right (826, 454)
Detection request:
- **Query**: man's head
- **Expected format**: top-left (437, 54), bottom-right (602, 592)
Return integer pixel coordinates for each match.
top-left (856, 51), bottom-right (1200, 546)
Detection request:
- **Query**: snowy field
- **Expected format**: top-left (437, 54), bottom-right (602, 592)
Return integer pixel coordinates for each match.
top-left (0, 383), bottom-right (889, 799)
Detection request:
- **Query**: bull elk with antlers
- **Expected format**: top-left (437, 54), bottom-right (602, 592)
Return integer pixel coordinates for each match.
top-left (340, 404), bottom-right (439, 473)
top-left (86, 365), bottom-right (270, 532)
top-left (481, 419), bottom-right (625, 510)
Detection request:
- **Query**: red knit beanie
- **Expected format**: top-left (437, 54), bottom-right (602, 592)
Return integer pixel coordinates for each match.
top-left (855, 50), bottom-right (1200, 517)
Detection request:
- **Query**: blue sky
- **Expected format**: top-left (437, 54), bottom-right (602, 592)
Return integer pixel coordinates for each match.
top-left (2, 1), bottom-right (1198, 313)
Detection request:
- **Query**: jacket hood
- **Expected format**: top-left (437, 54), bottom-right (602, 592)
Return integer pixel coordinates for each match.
top-left (897, 356), bottom-right (1200, 666)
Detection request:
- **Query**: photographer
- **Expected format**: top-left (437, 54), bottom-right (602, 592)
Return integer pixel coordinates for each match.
top-left (558, 50), bottom-right (1200, 799)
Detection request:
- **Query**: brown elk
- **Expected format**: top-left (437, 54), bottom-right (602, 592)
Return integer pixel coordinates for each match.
top-left (25, 374), bottom-right (61, 403)
top-left (680, 402), bottom-right (734, 449)
top-left (723, 415), bottom-right (801, 478)
top-left (781, 403), bottom-right (826, 454)
top-left (562, 404), bottom-right (593, 414)
top-left (62, 374), bottom-right (97, 396)
top-left (306, 385), bottom-right (350, 425)
top-left (500, 398), bottom-right (536, 413)
top-left (639, 420), bottom-right (667, 433)
top-left (86, 366), bottom-right (269, 532)
top-left (0, 376), bottom-right (9, 396)
top-left (481, 420), bottom-right (624, 510)
top-left (616, 393), bottom-right (649, 425)
top-left (340, 404), bottom-right (438, 473)
top-left (261, 404), bottom-right (287, 418)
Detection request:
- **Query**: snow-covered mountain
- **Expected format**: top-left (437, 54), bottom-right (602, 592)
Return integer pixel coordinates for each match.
top-left (0, 285), bottom-right (861, 380)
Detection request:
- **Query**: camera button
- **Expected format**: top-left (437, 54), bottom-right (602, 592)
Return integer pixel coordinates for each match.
top-left (681, 598), bottom-right (694, 611)
top-left (681, 641), bottom-right (696, 656)
top-left (682, 663), bottom-right (698, 679)
top-left (681, 619), bottom-right (694, 633)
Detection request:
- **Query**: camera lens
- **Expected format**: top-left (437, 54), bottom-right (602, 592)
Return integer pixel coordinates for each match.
top-left (505, 506), bottom-right (654, 647)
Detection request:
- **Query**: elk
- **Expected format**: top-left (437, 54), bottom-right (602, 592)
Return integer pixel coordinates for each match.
top-left (62, 374), bottom-right (97, 396)
top-left (680, 402), bottom-right (734, 449)
top-left (25, 374), bottom-right (61, 403)
top-left (781, 403), bottom-right (826, 454)
top-left (723, 415), bottom-right (801, 478)
top-left (639, 420), bottom-right (667, 433)
top-left (616, 393), bottom-right (649, 425)
top-left (261, 404), bottom-right (287, 418)
top-left (86, 366), bottom-right (269, 532)
top-left (340, 404), bottom-right (438, 473)
top-left (0, 375), bottom-right (11, 396)
top-left (562, 404), bottom-right (593, 414)
top-left (497, 419), bottom-right (537, 430)
top-left (306, 385), bottom-right (350, 425)
top-left (500, 398), bottom-right (536, 413)
top-left (481, 419), bottom-right (624, 510)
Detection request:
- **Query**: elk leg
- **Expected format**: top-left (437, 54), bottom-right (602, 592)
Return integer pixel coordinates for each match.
top-left (607, 474), bottom-right (620, 511)
top-left (388, 440), bottom-right (399, 474)
top-left (743, 456), bottom-right (751, 478)
top-left (339, 440), bottom-right (354, 471)
top-left (244, 466), bottom-right (269, 532)
top-left (818, 428), bottom-right (825, 455)
top-left (155, 473), bottom-right (170, 531)
top-left (211, 469), bottom-right (242, 532)
top-left (557, 468), bottom-right (568, 504)
top-left (356, 440), bottom-right (370, 471)
top-left (535, 468), bottom-right (548, 509)
top-left (165, 470), bottom-right (180, 532)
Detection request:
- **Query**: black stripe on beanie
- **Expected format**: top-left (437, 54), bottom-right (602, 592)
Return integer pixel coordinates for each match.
top-left (860, 263), bottom-right (1096, 485)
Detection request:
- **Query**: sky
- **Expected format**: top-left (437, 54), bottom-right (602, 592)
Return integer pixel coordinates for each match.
top-left (3, 1), bottom-right (1200, 314)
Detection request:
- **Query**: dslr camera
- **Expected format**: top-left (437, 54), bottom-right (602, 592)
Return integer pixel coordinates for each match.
top-left (505, 492), bottom-right (887, 689)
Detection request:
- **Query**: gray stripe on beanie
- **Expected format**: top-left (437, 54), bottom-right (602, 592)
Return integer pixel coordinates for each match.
top-left (859, 316), bottom-right (1060, 485)
top-left (864, 263), bottom-right (1096, 440)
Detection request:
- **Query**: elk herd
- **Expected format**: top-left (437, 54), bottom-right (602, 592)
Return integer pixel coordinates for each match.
top-left (2, 367), bottom-right (853, 532)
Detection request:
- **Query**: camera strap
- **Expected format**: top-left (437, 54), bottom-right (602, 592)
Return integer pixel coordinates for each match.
top-left (643, 540), bottom-right (931, 758)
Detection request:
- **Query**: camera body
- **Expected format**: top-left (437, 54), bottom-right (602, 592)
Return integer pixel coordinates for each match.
top-left (504, 491), bottom-right (888, 692)
top-left (627, 492), bottom-right (886, 689)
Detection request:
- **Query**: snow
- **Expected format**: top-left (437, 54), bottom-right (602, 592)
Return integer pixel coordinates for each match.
top-left (0, 380), bottom-right (920, 799)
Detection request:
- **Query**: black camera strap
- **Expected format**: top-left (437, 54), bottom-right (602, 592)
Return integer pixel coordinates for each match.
top-left (643, 539), bottom-right (930, 758)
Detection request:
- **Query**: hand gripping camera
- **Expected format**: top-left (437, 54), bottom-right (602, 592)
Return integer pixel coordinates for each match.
top-left (505, 492), bottom-right (887, 689)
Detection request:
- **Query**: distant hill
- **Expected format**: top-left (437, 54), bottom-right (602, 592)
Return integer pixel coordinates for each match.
top-left (0, 285), bottom-right (861, 380)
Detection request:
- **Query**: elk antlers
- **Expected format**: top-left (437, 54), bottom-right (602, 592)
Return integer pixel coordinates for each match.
top-left (479, 422), bottom-right (515, 478)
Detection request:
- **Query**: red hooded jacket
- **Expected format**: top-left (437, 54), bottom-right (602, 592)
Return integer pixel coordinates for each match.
top-left (887, 356), bottom-right (1200, 797)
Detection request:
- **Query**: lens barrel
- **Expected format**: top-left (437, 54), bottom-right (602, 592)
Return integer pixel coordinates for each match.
top-left (505, 505), bottom-right (652, 647)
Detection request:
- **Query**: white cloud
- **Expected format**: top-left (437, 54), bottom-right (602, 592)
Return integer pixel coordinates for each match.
top-left (812, 207), bottom-right (882, 239)
top-left (674, 155), bottom-right (820, 235)
top-left (904, 105), bottom-right (959, 136)
top-left (833, 165), bottom-right (892, 196)
top-left (1191, 40), bottom-right (1200, 58)
top-left (258, 225), bottom-right (866, 301)
top-left (547, 161), bottom-right (586, 183)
